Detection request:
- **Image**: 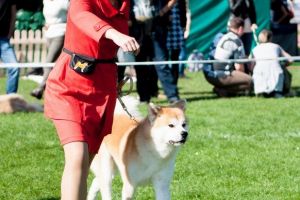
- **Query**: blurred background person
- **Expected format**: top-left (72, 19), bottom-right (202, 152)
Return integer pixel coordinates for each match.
top-left (129, 0), bottom-right (158, 103)
top-left (178, 0), bottom-right (191, 78)
top-left (30, 0), bottom-right (69, 99)
top-left (250, 29), bottom-right (293, 98)
top-left (166, 0), bottom-right (186, 85)
top-left (204, 17), bottom-right (252, 97)
top-left (270, 0), bottom-right (298, 56)
top-left (0, 0), bottom-right (20, 94)
top-left (229, 0), bottom-right (257, 57)
top-left (151, 0), bottom-right (180, 103)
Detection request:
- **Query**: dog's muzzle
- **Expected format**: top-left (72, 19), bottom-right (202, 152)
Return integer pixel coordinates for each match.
top-left (169, 131), bottom-right (188, 145)
top-left (181, 131), bottom-right (188, 143)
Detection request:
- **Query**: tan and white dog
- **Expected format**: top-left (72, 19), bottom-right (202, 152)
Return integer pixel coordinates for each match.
top-left (0, 94), bottom-right (43, 114)
top-left (88, 97), bottom-right (188, 200)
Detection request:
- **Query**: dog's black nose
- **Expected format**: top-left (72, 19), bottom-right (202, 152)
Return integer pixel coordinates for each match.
top-left (181, 131), bottom-right (188, 139)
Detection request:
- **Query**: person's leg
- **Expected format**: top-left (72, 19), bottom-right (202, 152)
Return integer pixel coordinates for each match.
top-left (219, 70), bottom-right (253, 94)
top-left (53, 119), bottom-right (95, 200)
top-left (0, 38), bottom-right (20, 94)
top-left (62, 141), bottom-right (90, 200)
top-left (149, 65), bottom-right (159, 97)
top-left (241, 32), bottom-right (253, 56)
top-left (170, 49), bottom-right (180, 85)
top-left (134, 36), bottom-right (158, 102)
top-left (178, 44), bottom-right (186, 77)
top-left (152, 31), bottom-right (179, 102)
top-left (31, 36), bottom-right (64, 99)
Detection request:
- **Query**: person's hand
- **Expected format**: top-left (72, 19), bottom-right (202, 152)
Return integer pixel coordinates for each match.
top-left (105, 29), bottom-right (140, 55)
top-left (184, 29), bottom-right (189, 39)
top-left (44, 24), bottom-right (49, 31)
top-left (251, 24), bottom-right (258, 32)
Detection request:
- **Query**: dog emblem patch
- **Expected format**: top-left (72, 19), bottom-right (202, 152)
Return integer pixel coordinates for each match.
top-left (74, 61), bottom-right (89, 72)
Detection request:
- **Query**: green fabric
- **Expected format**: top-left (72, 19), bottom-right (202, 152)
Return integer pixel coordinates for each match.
top-left (15, 9), bottom-right (45, 30)
top-left (186, 0), bottom-right (270, 56)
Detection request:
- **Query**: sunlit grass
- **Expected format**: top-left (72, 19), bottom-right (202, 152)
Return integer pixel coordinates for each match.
top-left (1, 68), bottom-right (300, 199)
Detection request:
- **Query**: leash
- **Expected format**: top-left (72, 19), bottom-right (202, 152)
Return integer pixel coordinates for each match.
top-left (117, 75), bottom-right (138, 123)
top-left (117, 75), bottom-right (134, 97)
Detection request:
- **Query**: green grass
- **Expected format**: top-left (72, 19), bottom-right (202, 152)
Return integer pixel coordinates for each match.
top-left (1, 69), bottom-right (300, 199)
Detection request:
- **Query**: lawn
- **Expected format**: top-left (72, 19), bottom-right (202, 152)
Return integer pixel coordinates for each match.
top-left (1, 68), bottom-right (300, 200)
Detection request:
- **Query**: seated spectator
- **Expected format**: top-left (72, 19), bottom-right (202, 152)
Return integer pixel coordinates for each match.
top-left (203, 17), bottom-right (252, 97)
top-left (250, 29), bottom-right (293, 98)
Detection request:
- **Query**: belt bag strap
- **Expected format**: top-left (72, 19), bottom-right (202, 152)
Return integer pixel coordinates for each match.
top-left (62, 48), bottom-right (117, 63)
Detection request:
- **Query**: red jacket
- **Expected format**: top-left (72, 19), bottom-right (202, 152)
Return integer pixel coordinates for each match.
top-left (64, 0), bottom-right (129, 59)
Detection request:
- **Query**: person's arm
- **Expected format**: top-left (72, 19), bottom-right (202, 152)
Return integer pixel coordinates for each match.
top-left (234, 63), bottom-right (245, 72)
top-left (249, 0), bottom-right (258, 31)
top-left (234, 40), bottom-right (246, 72)
top-left (229, 0), bottom-right (243, 14)
top-left (159, 0), bottom-right (177, 16)
top-left (248, 53), bottom-right (255, 72)
top-left (8, 4), bottom-right (17, 38)
top-left (248, 0), bottom-right (257, 26)
top-left (69, 0), bottom-right (113, 42)
top-left (280, 47), bottom-right (293, 65)
top-left (105, 28), bottom-right (140, 55)
top-left (69, 0), bottom-right (139, 54)
top-left (184, 0), bottom-right (191, 39)
top-left (276, 5), bottom-right (290, 24)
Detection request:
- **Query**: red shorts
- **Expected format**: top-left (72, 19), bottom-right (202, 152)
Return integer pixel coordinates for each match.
top-left (53, 119), bottom-right (108, 154)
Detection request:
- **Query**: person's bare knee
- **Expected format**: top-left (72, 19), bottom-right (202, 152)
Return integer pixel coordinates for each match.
top-left (64, 142), bottom-right (89, 165)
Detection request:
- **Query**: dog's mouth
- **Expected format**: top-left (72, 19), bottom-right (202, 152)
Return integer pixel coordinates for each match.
top-left (169, 139), bottom-right (187, 146)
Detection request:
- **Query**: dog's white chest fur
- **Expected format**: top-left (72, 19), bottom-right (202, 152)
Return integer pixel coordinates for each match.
top-left (127, 135), bottom-right (179, 186)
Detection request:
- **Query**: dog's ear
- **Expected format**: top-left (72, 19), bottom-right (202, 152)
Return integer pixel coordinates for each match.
top-left (148, 103), bottom-right (161, 123)
top-left (171, 99), bottom-right (186, 111)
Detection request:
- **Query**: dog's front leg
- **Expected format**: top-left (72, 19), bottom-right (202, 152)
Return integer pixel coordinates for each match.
top-left (153, 179), bottom-right (171, 200)
top-left (122, 182), bottom-right (135, 200)
top-left (152, 161), bottom-right (175, 200)
top-left (87, 177), bottom-right (101, 200)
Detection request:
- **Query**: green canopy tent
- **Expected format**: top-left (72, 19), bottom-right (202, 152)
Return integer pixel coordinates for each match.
top-left (186, 0), bottom-right (271, 56)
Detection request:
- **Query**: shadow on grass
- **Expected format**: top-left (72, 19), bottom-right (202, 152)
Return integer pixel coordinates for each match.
top-left (291, 86), bottom-right (300, 97)
top-left (180, 91), bottom-right (213, 95)
top-left (186, 95), bottom-right (218, 102)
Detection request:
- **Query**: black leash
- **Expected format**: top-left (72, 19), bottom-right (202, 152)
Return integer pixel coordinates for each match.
top-left (117, 75), bottom-right (138, 123)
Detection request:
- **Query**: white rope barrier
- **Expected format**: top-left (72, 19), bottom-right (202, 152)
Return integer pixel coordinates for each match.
top-left (0, 56), bottom-right (299, 68)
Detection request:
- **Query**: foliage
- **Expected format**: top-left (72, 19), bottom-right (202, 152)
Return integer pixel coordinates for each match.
top-left (15, 10), bottom-right (45, 30)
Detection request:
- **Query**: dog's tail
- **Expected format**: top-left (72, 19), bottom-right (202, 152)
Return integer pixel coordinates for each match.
top-left (114, 95), bottom-right (141, 118)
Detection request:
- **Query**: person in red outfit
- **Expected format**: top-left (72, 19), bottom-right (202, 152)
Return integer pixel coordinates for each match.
top-left (44, 0), bottom-right (140, 199)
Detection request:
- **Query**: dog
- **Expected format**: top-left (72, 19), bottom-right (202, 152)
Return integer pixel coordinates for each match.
top-left (0, 94), bottom-right (43, 114)
top-left (87, 97), bottom-right (188, 200)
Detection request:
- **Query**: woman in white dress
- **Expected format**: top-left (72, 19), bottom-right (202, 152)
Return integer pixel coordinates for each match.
top-left (250, 29), bottom-right (292, 97)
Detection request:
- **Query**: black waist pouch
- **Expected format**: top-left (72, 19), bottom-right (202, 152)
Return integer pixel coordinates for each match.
top-left (63, 48), bottom-right (116, 75)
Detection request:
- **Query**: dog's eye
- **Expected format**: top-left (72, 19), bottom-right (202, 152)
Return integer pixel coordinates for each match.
top-left (168, 124), bottom-right (175, 128)
top-left (182, 123), bottom-right (186, 127)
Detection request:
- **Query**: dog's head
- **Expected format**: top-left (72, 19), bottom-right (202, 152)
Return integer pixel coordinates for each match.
top-left (148, 100), bottom-right (188, 147)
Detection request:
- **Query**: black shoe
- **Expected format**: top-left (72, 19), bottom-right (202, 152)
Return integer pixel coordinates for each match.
top-left (30, 88), bottom-right (43, 100)
top-left (26, 68), bottom-right (43, 76)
